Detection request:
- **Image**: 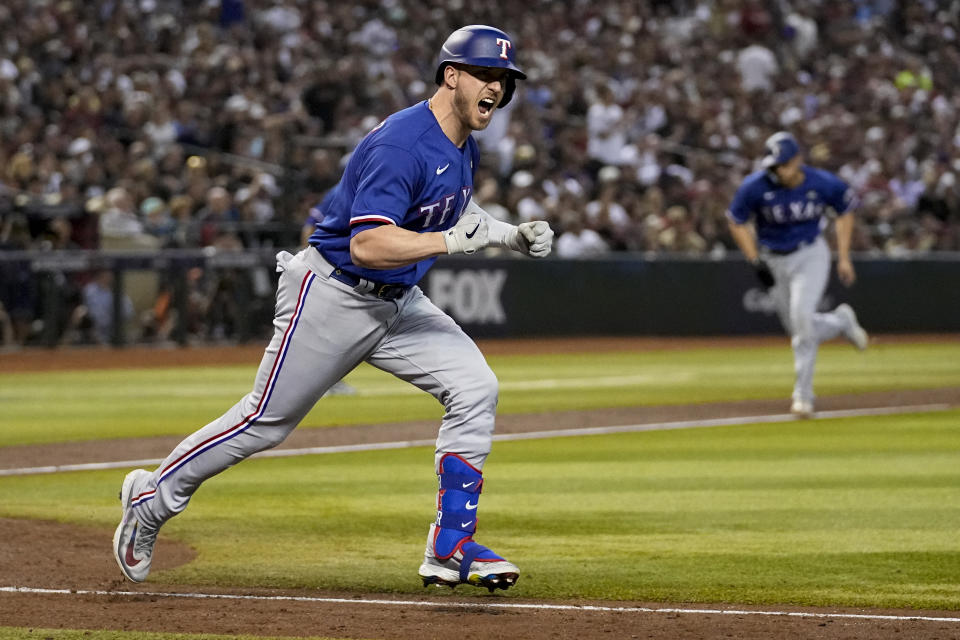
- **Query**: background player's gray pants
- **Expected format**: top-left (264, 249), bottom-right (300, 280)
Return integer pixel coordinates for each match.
top-left (132, 249), bottom-right (498, 530)
top-left (765, 237), bottom-right (847, 405)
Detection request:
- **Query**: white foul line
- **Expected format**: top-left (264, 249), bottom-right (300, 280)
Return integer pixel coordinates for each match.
top-left (0, 403), bottom-right (951, 478)
top-left (2, 586), bottom-right (959, 624)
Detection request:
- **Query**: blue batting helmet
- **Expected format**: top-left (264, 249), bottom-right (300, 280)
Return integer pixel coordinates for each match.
top-left (434, 25), bottom-right (527, 108)
top-left (761, 131), bottom-right (801, 168)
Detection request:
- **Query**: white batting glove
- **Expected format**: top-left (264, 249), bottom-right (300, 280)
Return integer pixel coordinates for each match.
top-left (513, 221), bottom-right (554, 258)
top-left (443, 212), bottom-right (489, 255)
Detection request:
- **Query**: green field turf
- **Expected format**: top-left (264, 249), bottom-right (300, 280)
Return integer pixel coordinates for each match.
top-left (1, 339), bottom-right (959, 617)
top-left (2, 415), bottom-right (960, 607)
top-left (1, 340), bottom-right (957, 446)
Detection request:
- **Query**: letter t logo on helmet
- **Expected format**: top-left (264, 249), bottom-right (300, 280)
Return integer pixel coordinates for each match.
top-left (435, 25), bottom-right (527, 108)
top-left (762, 131), bottom-right (801, 168)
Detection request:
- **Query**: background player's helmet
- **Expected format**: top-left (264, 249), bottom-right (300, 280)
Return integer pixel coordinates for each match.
top-left (434, 25), bottom-right (527, 108)
top-left (761, 131), bottom-right (801, 168)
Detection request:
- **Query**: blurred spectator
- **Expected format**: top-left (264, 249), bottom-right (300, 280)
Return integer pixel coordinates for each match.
top-left (167, 194), bottom-right (199, 248)
top-left (197, 186), bottom-right (240, 248)
top-left (37, 217), bottom-right (79, 252)
top-left (299, 149), bottom-right (341, 201)
top-left (736, 38), bottom-right (778, 93)
top-left (235, 173), bottom-right (278, 226)
top-left (585, 167), bottom-right (632, 250)
top-left (66, 269), bottom-right (134, 345)
top-left (508, 171), bottom-right (547, 224)
top-left (783, 5), bottom-right (819, 63)
top-left (141, 197), bottom-right (177, 244)
top-left (99, 187), bottom-right (159, 250)
top-left (139, 278), bottom-right (178, 344)
top-left (556, 210), bottom-right (610, 258)
top-left (586, 84), bottom-right (628, 178)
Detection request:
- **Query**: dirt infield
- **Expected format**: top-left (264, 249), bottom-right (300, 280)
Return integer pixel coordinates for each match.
top-left (2, 337), bottom-right (959, 639)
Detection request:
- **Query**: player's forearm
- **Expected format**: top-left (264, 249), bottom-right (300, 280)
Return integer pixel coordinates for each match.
top-left (464, 198), bottom-right (516, 248)
top-left (834, 214), bottom-right (854, 261)
top-left (350, 225), bottom-right (447, 269)
top-left (726, 220), bottom-right (760, 262)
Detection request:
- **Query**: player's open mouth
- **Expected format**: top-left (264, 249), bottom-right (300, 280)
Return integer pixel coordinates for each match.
top-left (478, 97), bottom-right (496, 116)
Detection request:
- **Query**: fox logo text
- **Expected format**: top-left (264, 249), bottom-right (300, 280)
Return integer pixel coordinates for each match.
top-left (429, 269), bottom-right (506, 324)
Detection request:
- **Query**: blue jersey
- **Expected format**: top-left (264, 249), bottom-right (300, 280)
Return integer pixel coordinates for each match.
top-left (308, 101), bottom-right (479, 287)
top-left (726, 166), bottom-right (856, 252)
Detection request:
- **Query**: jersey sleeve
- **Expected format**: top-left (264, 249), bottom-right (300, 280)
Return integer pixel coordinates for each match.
top-left (823, 173), bottom-right (857, 216)
top-left (350, 144), bottom-right (422, 233)
top-left (725, 181), bottom-right (755, 224)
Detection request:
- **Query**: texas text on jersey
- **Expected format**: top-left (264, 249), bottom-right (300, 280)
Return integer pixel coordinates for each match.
top-left (309, 102), bottom-right (479, 288)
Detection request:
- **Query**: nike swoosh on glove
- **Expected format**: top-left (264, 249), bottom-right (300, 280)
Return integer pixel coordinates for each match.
top-left (517, 221), bottom-right (554, 258)
top-left (443, 212), bottom-right (490, 255)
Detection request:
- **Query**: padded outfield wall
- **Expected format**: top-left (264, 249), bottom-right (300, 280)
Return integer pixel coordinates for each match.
top-left (427, 254), bottom-right (960, 337)
top-left (1, 250), bottom-right (957, 345)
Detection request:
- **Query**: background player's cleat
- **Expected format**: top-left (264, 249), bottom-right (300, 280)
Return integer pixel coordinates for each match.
top-left (113, 468), bottom-right (157, 583)
top-left (418, 524), bottom-right (519, 591)
top-left (791, 399), bottom-right (814, 419)
top-left (836, 303), bottom-right (868, 351)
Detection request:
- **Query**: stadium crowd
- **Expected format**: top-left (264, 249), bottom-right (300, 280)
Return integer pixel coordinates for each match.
top-left (0, 0), bottom-right (958, 343)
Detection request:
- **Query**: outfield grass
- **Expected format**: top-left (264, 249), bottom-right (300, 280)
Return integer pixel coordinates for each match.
top-left (1, 340), bottom-right (958, 446)
top-left (1, 339), bottom-right (958, 614)
top-left (2, 408), bottom-right (959, 609)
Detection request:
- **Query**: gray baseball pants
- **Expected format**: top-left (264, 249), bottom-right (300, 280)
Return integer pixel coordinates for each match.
top-left (130, 248), bottom-right (498, 530)
top-left (765, 236), bottom-right (847, 405)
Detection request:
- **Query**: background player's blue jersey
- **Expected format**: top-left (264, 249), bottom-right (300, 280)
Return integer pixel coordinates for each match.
top-left (309, 101), bottom-right (479, 287)
top-left (726, 166), bottom-right (856, 252)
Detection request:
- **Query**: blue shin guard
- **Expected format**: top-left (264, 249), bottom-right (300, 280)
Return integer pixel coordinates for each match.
top-left (418, 453), bottom-right (518, 591)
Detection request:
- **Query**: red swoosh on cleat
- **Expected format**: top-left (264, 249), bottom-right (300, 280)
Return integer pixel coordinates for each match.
top-left (125, 524), bottom-right (142, 567)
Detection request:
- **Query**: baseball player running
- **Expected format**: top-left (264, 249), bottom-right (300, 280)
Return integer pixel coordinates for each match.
top-left (726, 131), bottom-right (868, 418)
top-left (114, 25), bottom-right (553, 592)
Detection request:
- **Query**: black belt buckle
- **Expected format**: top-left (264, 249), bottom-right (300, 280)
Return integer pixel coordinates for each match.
top-left (332, 268), bottom-right (404, 300)
top-left (376, 283), bottom-right (405, 300)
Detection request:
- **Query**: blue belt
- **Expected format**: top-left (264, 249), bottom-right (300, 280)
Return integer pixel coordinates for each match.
top-left (329, 268), bottom-right (408, 300)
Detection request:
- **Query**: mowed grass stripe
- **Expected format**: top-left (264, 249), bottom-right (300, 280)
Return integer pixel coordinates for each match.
top-left (2, 341), bottom-right (959, 446)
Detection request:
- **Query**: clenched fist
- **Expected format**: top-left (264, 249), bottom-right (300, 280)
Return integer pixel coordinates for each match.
top-left (515, 221), bottom-right (554, 258)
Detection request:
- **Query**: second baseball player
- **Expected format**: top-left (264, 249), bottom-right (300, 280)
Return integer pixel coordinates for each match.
top-left (727, 131), bottom-right (869, 417)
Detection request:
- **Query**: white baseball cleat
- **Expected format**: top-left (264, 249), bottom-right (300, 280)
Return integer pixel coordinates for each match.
top-left (836, 303), bottom-right (868, 351)
top-left (418, 524), bottom-right (519, 592)
top-left (113, 469), bottom-right (158, 583)
top-left (791, 399), bottom-right (814, 419)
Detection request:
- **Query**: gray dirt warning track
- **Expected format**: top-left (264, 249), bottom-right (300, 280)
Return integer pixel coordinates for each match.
top-left (1, 337), bottom-right (959, 638)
